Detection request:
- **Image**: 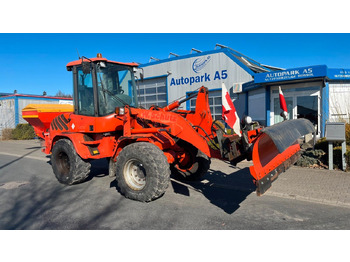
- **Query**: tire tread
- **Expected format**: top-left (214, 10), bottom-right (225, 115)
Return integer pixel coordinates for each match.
top-left (52, 139), bottom-right (91, 185)
top-left (115, 142), bottom-right (170, 202)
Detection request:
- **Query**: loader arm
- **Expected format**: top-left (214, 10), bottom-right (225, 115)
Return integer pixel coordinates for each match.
top-left (130, 107), bottom-right (211, 157)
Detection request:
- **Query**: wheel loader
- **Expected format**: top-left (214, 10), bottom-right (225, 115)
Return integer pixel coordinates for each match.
top-left (22, 54), bottom-right (315, 202)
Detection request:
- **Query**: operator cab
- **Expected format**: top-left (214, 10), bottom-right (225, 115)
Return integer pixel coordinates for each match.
top-left (66, 54), bottom-right (139, 117)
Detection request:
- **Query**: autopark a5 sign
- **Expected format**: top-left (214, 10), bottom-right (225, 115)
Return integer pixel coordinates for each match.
top-left (254, 65), bottom-right (327, 83)
top-left (169, 56), bottom-right (228, 87)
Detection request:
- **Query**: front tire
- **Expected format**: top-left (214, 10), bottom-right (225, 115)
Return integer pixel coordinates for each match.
top-left (51, 139), bottom-right (91, 185)
top-left (115, 142), bottom-right (171, 202)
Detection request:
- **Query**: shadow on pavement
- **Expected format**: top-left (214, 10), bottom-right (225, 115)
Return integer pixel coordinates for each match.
top-left (25, 146), bottom-right (42, 150)
top-left (0, 175), bottom-right (123, 229)
top-left (66, 158), bottom-right (256, 215)
top-left (0, 155), bottom-right (129, 229)
top-left (44, 155), bottom-right (255, 215)
top-left (171, 166), bottom-right (256, 214)
top-left (0, 148), bottom-right (41, 170)
top-left (85, 158), bottom-right (109, 181)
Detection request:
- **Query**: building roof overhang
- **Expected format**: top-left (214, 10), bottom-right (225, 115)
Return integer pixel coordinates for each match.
top-left (140, 47), bottom-right (282, 77)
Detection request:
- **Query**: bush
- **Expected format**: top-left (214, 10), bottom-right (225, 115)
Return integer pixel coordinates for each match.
top-left (332, 147), bottom-right (342, 170)
top-left (295, 148), bottom-right (327, 168)
top-left (314, 137), bottom-right (328, 152)
top-left (315, 137), bottom-right (342, 153)
top-left (346, 123), bottom-right (350, 145)
top-left (1, 128), bottom-right (14, 140)
top-left (11, 124), bottom-right (36, 140)
top-left (345, 151), bottom-right (350, 170)
top-left (297, 125), bottom-right (350, 170)
top-left (333, 145), bottom-right (350, 171)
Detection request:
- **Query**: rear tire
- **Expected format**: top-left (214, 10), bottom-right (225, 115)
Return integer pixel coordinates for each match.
top-left (115, 142), bottom-right (170, 202)
top-left (51, 139), bottom-right (91, 185)
top-left (171, 141), bottom-right (211, 181)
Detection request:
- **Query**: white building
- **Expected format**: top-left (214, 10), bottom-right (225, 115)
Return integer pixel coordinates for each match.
top-left (0, 93), bottom-right (72, 136)
top-left (139, 45), bottom-right (350, 137)
top-left (139, 46), bottom-right (282, 121)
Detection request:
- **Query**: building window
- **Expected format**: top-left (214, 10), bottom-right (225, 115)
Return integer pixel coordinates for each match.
top-left (189, 89), bottom-right (222, 120)
top-left (270, 85), bottom-right (320, 135)
top-left (136, 77), bottom-right (167, 108)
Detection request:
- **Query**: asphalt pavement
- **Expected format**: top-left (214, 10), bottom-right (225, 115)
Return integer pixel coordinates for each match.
top-left (1, 139), bottom-right (350, 229)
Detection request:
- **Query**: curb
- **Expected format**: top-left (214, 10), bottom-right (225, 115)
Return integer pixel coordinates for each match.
top-left (265, 191), bottom-right (350, 209)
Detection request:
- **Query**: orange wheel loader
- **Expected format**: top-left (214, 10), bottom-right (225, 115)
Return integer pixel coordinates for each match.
top-left (22, 54), bottom-right (315, 202)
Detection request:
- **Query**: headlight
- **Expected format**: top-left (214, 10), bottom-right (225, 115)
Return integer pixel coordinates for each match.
top-left (115, 107), bottom-right (125, 115)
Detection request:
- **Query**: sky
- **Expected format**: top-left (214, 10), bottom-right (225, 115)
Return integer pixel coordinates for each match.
top-left (1, 33), bottom-right (350, 97)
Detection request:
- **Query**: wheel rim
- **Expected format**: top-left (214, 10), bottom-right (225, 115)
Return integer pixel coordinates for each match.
top-left (57, 151), bottom-right (70, 177)
top-left (123, 159), bottom-right (146, 190)
top-left (176, 149), bottom-right (196, 171)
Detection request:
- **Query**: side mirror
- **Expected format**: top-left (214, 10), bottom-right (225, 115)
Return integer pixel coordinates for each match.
top-left (140, 71), bottom-right (144, 81)
top-left (134, 67), bottom-right (144, 81)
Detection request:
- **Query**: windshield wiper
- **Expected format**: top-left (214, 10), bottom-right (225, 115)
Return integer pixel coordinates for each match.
top-left (104, 88), bottom-right (128, 106)
top-left (99, 77), bottom-right (128, 106)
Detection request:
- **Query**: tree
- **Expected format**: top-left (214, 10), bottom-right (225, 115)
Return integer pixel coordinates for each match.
top-left (55, 90), bottom-right (72, 98)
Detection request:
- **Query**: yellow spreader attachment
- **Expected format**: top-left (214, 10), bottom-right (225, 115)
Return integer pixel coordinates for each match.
top-left (22, 104), bottom-right (73, 138)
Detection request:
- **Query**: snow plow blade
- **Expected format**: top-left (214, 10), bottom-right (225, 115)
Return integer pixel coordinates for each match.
top-left (249, 119), bottom-right (315, 195)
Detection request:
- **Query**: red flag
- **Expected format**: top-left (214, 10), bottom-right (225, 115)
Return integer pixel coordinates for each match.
top-left (279, 86), bottom-right (288, 112)
top-left (221, 83), bottom-right (241, 137)
top-left (279, 86), bottom-right (288, 120)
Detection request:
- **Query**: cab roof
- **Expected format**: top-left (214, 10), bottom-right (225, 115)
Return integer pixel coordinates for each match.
top-left (66, 57), bottom-right (138, 70)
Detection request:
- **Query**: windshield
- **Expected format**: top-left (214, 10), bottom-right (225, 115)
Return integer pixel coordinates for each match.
top-left (96, 62), bottom-right (138, 116)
